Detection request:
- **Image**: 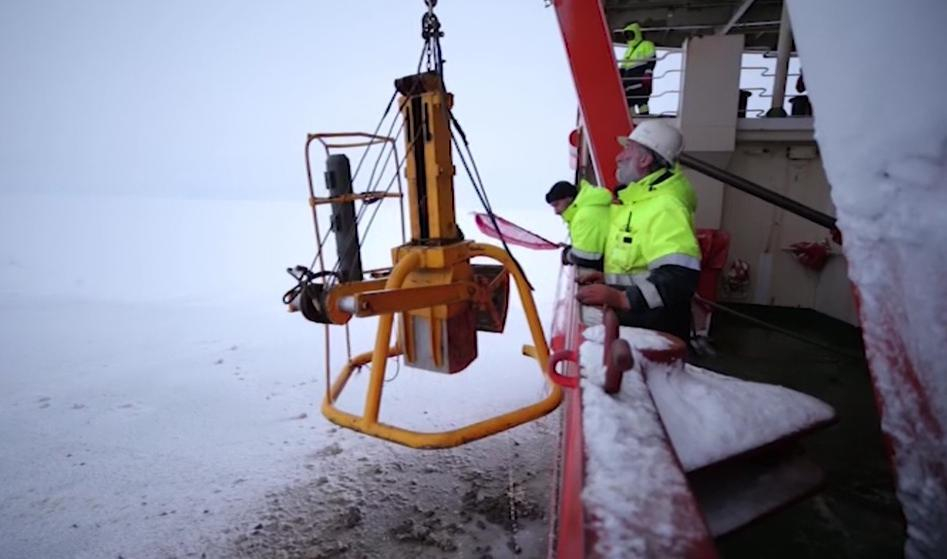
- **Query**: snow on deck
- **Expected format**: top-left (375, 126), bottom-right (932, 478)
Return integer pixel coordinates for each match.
top-left (579, 323), bottom-right (838, 556)
top-left (653, 362), bottom-right (834, 471)
top-left (583, 325), bottom-right (835, 471)
top-left (579, 335), bottom-right (712, 558)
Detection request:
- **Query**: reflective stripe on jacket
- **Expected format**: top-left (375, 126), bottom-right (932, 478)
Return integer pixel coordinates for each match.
top-left (604, 166), bottom-right (700, 309)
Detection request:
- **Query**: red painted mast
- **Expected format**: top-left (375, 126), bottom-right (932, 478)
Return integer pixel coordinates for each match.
top-left (549, 2), bottom-right (715, 558)
top-left (552, 0), bottom-right (632, 188)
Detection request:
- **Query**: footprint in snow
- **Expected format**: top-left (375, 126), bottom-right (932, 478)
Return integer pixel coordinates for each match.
top-left (315, 443), bottom-right (344, 458)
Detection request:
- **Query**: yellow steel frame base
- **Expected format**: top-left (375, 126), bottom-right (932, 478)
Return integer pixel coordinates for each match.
top-left (321, 243), bottom-right (563, 449)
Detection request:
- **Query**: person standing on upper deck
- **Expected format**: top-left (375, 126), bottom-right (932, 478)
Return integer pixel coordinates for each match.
top-left (619, 22), bottom-right (657, 116)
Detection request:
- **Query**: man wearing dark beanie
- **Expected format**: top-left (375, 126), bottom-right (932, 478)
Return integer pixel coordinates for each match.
top-left (545, 179), bottom-right (612, 273)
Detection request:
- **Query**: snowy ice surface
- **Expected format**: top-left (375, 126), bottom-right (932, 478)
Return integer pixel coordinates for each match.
top-left (0, 195), bottom-right (568, 558)
top-left (789, 1), bottom-right (947, 556)
top-left (580, 326), bottom-right (834, 471)
top-left (578, 339), bottom-right (707, 558)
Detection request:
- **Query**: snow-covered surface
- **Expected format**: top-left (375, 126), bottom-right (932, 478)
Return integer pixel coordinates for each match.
top-left (0, 196), bottom-right (568, 558)
top-left (578, 323), bottom-right (837, 555)
top-left (581, 323), bottom-right (674, 351)
top-left (788, 1), bottom-right (947, 556)
top-left (651, 362), bottom-right (833, 471)
top-left (0, 3), bottom-right (586, 555)
top-left (579, 339), bottom-right (709, 558)
top-left (580, 325), bottom-right (835, 471)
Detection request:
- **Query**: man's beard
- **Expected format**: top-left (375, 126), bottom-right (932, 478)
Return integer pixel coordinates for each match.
top-left (616, 165), bottom-right (641, 185)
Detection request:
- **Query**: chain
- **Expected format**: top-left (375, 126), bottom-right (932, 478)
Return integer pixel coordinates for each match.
top-left (506, 444), bottom-right (522, 554)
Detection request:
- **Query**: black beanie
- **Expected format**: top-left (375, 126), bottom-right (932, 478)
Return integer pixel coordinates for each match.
top-left (545, 181), bottom-right (577, 204)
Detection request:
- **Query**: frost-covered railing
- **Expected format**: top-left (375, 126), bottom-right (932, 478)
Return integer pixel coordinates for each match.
top-left (610, 50), bottom-right (811, 119)
top-left (739, 52), bottom-right (806, 118)
top-left (614, 51), bottom-right (682, 117)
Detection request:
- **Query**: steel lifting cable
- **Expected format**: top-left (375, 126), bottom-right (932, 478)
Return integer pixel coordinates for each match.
top-left (350, 104), bottom-right (410, 242)
top-left (314, 117), bottom-right (421, 390)
top-left (329, 120), bottom-right (421, 283)
top-left (347, 44), bottom-right (428, 186)
top-left (299, 5), bottom-right (518, 297)
top-left (299, 43), bottom-right (428, 280)
top-left (447, 125), bottom-right (534, 293)
top-left (328, 86), bottom-right (424, 276)
top-left (325, 121), bottom-right (419, 384)
top-left (328, 119), bottom-right (406, 284)
top-left (416, 5), bottom-right (534, 291)
top-left (305, 47), bottom-right (430, 288)
top-left (446, 112), bottom-right (534, 291)
top-left (344, 120), bottom-right (419, 382)
top-left (305, 100), bottom-right (407, 280)
top-left (363, 118), bottom-right (404, 203)
top-left (324, 37), bottom-right (440, 285)
top-left (311, 0), bottom-right (536, 396)
top-left (296, 45), bottom-right (432, 400)
top-left (290, 128), bottom-right (405, 314)
top-left (349, 90), bottom-right (397, 184)
top-left (332, 84), bottom-right (428, 383)
top-left (353, 91), bottom-right (414, 227)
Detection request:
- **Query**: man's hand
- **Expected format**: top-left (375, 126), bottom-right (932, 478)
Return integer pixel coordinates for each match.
top-left (576, 284), bottom-right (630, 310)
top-left (577, 271), bottom-right (604, 285)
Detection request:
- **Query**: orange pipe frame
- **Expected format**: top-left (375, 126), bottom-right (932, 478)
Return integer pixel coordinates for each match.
top-left (320, 243), bottom-right (562, 449)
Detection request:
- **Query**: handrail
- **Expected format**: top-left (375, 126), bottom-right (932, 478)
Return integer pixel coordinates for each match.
top-left (680, 153), bottom-right (838, 232)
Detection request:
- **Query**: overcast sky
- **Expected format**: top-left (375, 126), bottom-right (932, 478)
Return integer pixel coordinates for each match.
top-left (0, 0), bottom-right (579, 209)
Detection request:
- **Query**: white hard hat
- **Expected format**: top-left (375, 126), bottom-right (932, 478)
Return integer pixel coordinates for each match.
top-left (617, 120), bottom-right (683, 164)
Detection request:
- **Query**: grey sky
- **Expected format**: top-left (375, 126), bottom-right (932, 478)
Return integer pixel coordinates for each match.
top-left (0, 1), bottom-right (578, 209)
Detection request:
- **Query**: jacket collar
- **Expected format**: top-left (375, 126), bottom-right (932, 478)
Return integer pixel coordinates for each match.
top-left (617, 168), bottom-right (673, 201)
top-left (561, 200), bottom-right (579, 223)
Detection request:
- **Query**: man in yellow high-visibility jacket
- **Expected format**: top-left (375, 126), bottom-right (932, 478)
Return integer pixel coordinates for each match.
top-left (545, 179), bottom-right (613, 272)
top-left (619, 22), bottom-right (657, 115)
top-left (576, 120), bottom-right (700, 341)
